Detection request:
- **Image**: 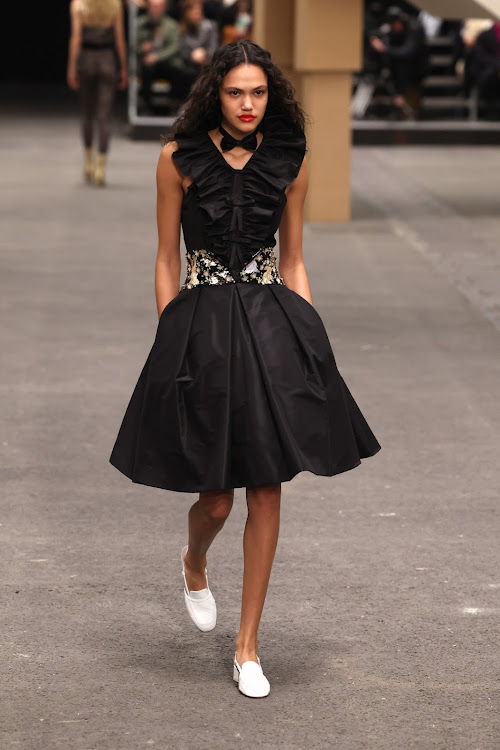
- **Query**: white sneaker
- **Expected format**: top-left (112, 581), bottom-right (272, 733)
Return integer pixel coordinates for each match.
top-left (233, 653), bottom-right (270, 698)
top-left (181, 545), bottom-right (216, 632)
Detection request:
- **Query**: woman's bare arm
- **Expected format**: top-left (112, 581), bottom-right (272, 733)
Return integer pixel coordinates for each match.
top-left (67, 0), bottom-right (82, 89)
top-left (155, 143), bottom-right (184, 318)
top-left (114, 2), bottom-right (129, 89)
top-left (278, 156), bottom-right (313, 305)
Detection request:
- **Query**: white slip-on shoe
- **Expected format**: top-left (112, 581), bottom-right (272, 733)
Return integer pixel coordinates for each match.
top-left (233, 653), bottom-right (270, 698)
top-left (181, 545), bottom-right (216, 632)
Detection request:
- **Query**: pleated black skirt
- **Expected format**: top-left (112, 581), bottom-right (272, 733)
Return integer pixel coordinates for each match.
top-left (110, 283), bottom-right (381, 492)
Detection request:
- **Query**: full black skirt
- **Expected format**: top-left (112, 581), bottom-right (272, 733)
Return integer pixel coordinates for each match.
top-left (110, 284), bottom-right (381, 492)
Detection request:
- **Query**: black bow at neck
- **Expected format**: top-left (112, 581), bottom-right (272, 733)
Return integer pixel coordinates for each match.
top-left (218, 124), bottom-right (259, 152)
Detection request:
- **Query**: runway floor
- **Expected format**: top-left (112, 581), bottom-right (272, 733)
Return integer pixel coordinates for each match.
top-left (2, 111), bottom-right (500, 749)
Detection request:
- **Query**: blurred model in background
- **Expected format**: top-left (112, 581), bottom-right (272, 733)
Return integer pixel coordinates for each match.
top-left (68, 0), bottom-right (128, 186)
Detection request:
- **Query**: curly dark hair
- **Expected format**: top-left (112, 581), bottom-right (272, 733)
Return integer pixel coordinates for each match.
top-left (164, 40), bottom-right (308, 141)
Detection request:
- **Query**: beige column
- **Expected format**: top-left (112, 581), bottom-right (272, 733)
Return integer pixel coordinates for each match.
top-left (295, 0), bottom-right (362, 221)
top-left (253, 0), bottom-right (301, 96)
top-left (254, 0), bottom-right (363, 221)
top-left (299, 72), bottom-right (353, 221)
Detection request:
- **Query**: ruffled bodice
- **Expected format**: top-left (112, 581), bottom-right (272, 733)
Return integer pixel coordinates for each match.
top-left (172, 114), bottom-right (306, 279)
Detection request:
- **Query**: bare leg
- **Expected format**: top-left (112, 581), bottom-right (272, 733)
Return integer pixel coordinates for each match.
top-left (183, 489), bottom-right (234, 592)
top-left (235, 483), bottom-right (281, 665)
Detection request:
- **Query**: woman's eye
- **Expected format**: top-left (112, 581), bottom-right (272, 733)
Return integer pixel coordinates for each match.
top-left (229, 91), bottom-right (240, 96)
top-left (255, 90), bottom-right (265, 95)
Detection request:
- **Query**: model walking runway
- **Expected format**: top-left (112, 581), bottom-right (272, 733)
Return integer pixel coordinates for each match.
top-left (109, 39), bottom-right (380, 697)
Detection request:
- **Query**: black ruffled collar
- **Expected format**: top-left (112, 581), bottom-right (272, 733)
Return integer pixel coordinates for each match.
top-left (171, 115), bottom-right (306, 266)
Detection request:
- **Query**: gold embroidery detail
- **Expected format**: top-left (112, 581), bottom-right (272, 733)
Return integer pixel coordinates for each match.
top-left (240, 248), bottom-right (284, 285)
top-left (189, 259), bottom-right (199, 287)
top-left (181, 247), bottom-right (284, 290)
top-left (181, 248), bottom-right (235, 290)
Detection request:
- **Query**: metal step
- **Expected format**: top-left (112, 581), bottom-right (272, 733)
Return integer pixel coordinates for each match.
top-left (151, 80), bottom-right (171, 93)
top-left (429, 54), bottom-right (454, 67)
top-left (421, 96), bottom-right (472, 109)
top-left (352, 120), bottom-right (500, 146)
top-left (426, 35), bottom-right (454, 47)
top-left (423, 76), bottom-right (462, 88)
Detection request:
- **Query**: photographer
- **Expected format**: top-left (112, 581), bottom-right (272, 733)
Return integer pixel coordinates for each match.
top-left (370, 6), bottom-right (427, 116)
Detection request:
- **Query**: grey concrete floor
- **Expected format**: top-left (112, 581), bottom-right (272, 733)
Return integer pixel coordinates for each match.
top-left (1, 112), bottom-right (500, 750)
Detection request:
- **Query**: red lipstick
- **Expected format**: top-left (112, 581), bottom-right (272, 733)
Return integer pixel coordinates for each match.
top-left (238, 115), bottom-right (255, 122)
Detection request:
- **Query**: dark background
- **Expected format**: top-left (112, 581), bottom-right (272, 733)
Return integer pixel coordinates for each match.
top-left (6, 0), bottom-right (423, 84)
top-left (6, 2), bottom-right (72, 83)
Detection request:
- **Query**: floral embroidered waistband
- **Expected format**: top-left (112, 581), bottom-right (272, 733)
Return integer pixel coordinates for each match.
top-left (181, 247), bottom-right (284, 291)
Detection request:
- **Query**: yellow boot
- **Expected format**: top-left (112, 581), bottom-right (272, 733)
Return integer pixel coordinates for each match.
top-left (84, 147), bottom-right (94, 182)
top-left (94, 152), bottom-right (107, 187)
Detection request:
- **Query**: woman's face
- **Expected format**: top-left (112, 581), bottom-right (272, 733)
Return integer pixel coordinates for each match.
top-left (185, 4), bottom-right (203, 26)
top-left (148, 0), bottom-right (167, 20)
top-left (219, 63), bottom-right (268, 135)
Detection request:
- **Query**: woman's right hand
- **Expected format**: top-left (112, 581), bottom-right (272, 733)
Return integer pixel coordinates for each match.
top-left (118, 69), bottom-right (129, 90)
top-left (191, 47), bottom-right (207, 65)
top-left (67, 66), bottom-right (79, 90)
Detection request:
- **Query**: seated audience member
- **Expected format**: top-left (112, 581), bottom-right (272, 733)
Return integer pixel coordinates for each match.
top-left (370, 6), bottom-right (427, 116)
top-left (473, 20), bottom-right (500, 115)
top-left (179, 0), bottom-right (219, 74)
top-left (136, 0), bottom-right (196, 110)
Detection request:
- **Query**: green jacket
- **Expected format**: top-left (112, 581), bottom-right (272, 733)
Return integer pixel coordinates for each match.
top-left (135, 15), bottom-right (183, 74)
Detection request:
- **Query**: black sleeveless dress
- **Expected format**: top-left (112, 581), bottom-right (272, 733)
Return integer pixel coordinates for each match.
top-left (110, 115), bottom-right (381, 493)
